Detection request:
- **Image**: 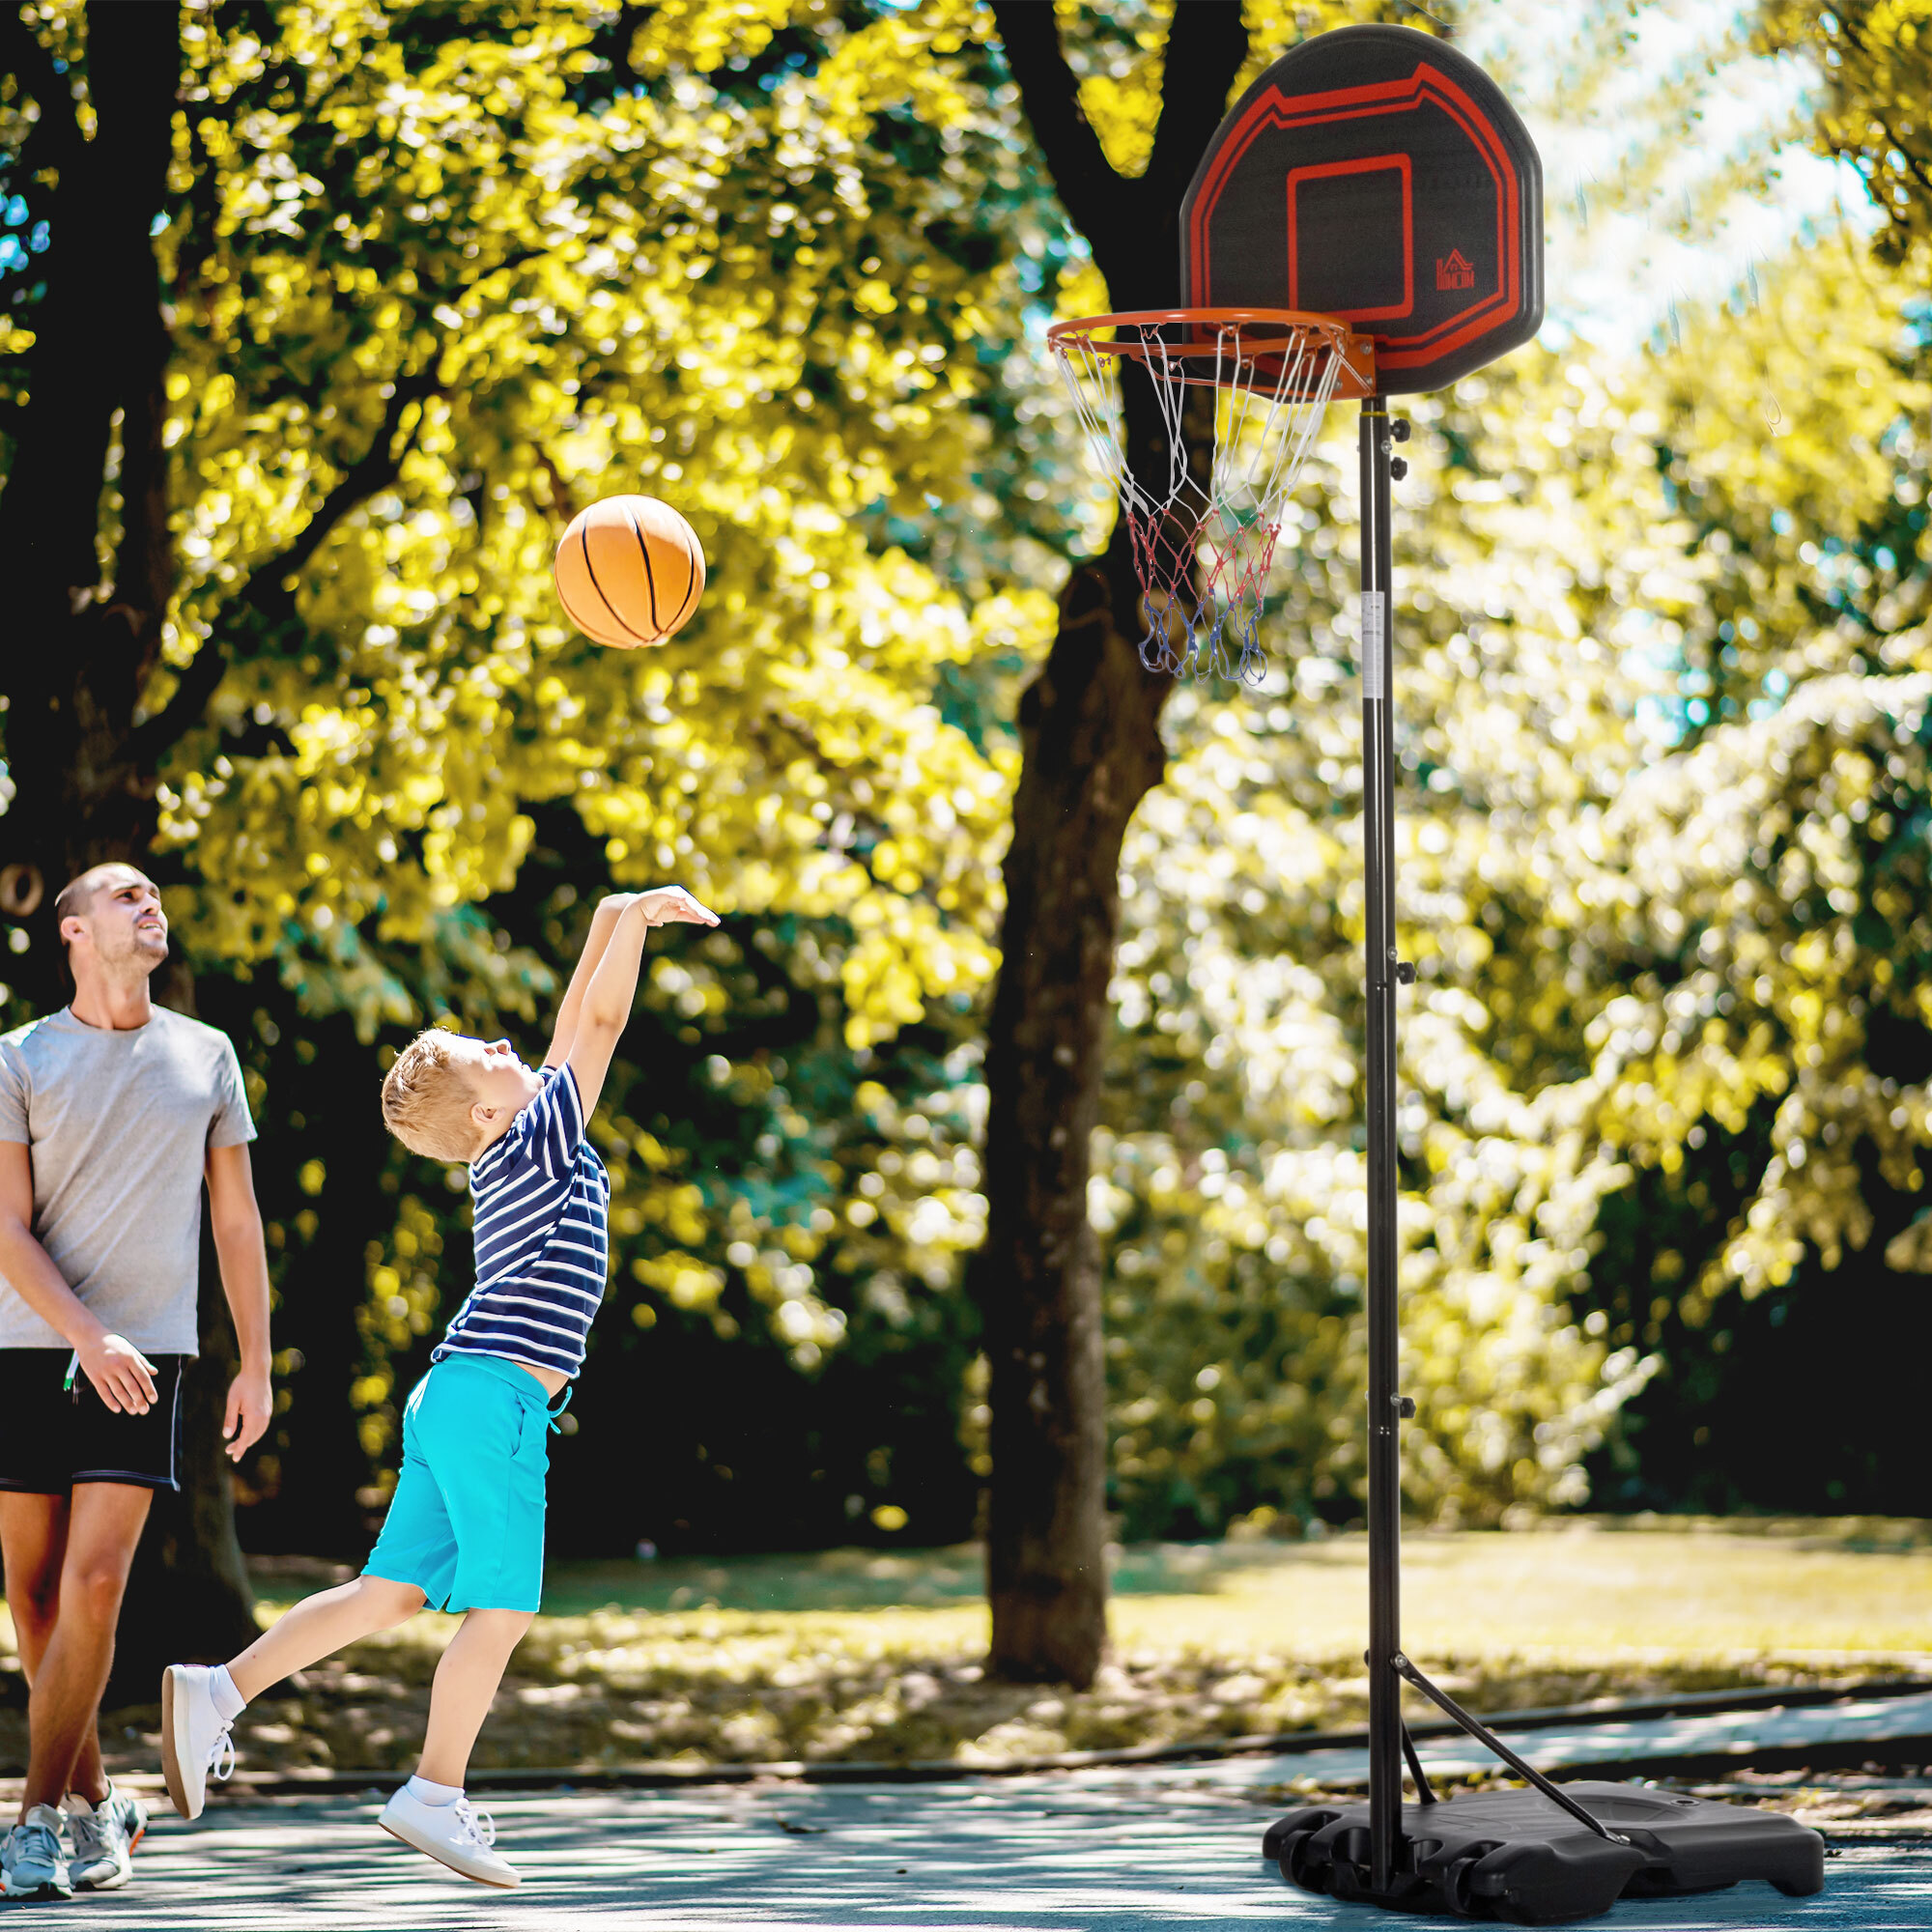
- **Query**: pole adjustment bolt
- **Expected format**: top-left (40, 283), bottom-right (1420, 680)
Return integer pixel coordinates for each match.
top-left (1395, 960), bottom-right (1416, 984)
top-left (1392, 418), bottom-right (1412, 442)
top-left (1390, 457), bottom-right (1408, 480)
top-left (1392, 1395), bottom-right (1415, 1418)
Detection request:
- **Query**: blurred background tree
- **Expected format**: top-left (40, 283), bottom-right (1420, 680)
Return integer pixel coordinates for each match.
top-left (0, 0), bottom-right (1925, 1697)
top-left (1761, 0), bottom-right (1931, 269)
top-left (0, 0), bottom-right (1058, 1667)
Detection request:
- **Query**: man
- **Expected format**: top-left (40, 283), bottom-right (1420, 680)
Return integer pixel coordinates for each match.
top-left (0, 864), bottom-right (271, 1900)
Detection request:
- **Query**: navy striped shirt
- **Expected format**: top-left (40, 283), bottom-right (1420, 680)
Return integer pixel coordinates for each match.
top-left (433, 1065), bottom-right (611, 1379)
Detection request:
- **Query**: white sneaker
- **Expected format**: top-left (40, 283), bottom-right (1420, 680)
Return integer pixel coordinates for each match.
top-left (160, 1663), bottom-right (238, 1820)
top-left (1, 1804), bottom-right (72, 1900)
top-left (69, 1781), bottom-right (147, 1889)
top-left (379, 1786), bottom-right (520, 1888)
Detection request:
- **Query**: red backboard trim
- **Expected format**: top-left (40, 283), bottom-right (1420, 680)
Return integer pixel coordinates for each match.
top-left (1286, 155), bottom-right (1414, 321)
top-left (1189, 61), bottom-right (1523, 373)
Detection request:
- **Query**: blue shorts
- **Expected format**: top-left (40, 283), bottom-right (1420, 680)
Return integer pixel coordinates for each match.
top-left (362, 1354), bottom-right (554, 1613)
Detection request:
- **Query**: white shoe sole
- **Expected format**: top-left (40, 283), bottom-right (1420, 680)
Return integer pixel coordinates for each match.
top-left (160, 1665), bottom-right (198, 1820)
top-left (73, 1859), bottom-right (132, 1891)
top-left (379, 1815), bottom-right (520, 1889)
top-left (1, 1875), bottom-right (72, 1900)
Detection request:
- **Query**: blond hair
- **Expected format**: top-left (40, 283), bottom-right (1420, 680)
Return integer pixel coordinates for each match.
top-left (381, 1030), bottom-right (485, 1163)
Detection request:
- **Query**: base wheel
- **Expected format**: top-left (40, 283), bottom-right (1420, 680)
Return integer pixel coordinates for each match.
top-left (1445, 1841), bottom-right (1503, 1916)
top-left (1279, 1829), bottom-right (1329, 1894)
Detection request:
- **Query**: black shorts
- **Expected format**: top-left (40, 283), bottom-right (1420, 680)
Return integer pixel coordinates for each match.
top-left (0, 1350), bottom-right (187, 1493)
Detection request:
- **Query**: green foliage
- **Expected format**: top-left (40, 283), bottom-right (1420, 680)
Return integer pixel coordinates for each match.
top-left (1089, 236), bottom-right (1932, 1532)
top-left (3, 0), bottom-right (1078, 1551)
top-left (1761, 0), bottom-right (1932, 267)
top-left (5, 0), bottom-right (1928, 1554)
top-left (1094, 345), bottom-right (1666, 1533)
top-left (149, 0), bottom-right (1039, 1034)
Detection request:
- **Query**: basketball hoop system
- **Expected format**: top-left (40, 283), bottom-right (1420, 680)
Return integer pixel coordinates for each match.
top-left (1041, 19), bottom-right (1826, 1922)
top-left (1047, 309), bottom-right (1372, 684)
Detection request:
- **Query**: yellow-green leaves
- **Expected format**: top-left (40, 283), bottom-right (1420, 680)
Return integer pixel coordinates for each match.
top-left (156, 1), bottom-right (1046, 1057)
top-left (1095, 231), bottom-right (1932, 1525)
top-left (1763, 0), bottom-right (1932, 267)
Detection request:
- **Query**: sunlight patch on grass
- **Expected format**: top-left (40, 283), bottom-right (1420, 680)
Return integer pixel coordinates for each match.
top-left (193, 1522), bottom-right (1932, 1774)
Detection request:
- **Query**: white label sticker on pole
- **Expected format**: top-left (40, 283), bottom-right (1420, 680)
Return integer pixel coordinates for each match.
top-left (1361, 591), bottom-right (1386, 699)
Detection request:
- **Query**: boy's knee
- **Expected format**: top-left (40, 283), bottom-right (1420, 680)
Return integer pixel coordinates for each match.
top-left (360, 1576), bottom-right (428, 1625)
top-left (469, 1606), bottom-right (536, 1643)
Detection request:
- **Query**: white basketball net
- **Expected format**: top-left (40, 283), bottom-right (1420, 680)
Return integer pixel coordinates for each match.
top-left (1051, 319), bottom-right (1347, 684)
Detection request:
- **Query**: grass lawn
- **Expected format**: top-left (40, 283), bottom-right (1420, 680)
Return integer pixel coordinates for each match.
top-left (7, 1518), bottom-right (1930, 1777)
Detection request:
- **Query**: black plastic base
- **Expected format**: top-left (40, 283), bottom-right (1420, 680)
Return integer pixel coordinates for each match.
top-left (1264, 1782), bottom-right (1825, 1925)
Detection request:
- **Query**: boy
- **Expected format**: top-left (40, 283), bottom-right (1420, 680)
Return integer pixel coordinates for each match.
top-left (158, 886), bottom-right (717, 1887)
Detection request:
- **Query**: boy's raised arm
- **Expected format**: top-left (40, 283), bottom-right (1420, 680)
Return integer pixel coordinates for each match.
top-left (563, 886), bottom-right (719, 1119)
top-left (545, 894), bottom-right (635, 1069)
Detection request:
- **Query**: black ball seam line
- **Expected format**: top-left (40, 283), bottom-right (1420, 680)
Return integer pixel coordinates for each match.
top-left (663, 533), bottom-right (701, 637)
top-left (626, 501), bottom-right (665, 637)
top-left (554, 569), bottom-right (632, 648)
top-left (580, 522), bottom-right (652, 644)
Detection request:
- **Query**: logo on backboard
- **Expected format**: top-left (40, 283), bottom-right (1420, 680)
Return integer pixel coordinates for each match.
top-left (1435, 248), bottom-right (1475, 291)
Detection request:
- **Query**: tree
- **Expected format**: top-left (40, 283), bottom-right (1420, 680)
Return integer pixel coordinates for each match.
top-left (1760, 0), bottom-right (1932, 266)
top-left (1571, 248), bottom-right (1932, 1403)
top-left (962, 0), bottom-right (1256, 1688)
top-left (0, 0), bottom-right (267, 1660)
top-left (2, 0), bottom-right (1058, 1656)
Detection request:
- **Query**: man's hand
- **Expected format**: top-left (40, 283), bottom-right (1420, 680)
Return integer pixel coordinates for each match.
top-left (79, 1331), bottom-right (158, 1415)
top-left (223, 1365), bottom-right (273, 1462)
top-left (630, 886), bottom-right (720, 929)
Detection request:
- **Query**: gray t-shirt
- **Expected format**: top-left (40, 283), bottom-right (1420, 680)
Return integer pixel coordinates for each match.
top-left (0, 1007), bottom-right (256, 1354)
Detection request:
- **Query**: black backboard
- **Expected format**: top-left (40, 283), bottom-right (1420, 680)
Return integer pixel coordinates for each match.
top-left (1180, 26), bottom-right (1544, 395)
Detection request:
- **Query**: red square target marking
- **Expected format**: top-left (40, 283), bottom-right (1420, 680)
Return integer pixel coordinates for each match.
top-left (1287, 155), bottom-right (1413, 322)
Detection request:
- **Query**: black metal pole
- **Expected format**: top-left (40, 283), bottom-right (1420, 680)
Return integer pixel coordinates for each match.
top-left (1359, 395), bottom-right (1403, 1893)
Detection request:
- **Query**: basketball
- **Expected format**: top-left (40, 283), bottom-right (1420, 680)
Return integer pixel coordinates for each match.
top-left (553, 495), bottom-right (706, 649)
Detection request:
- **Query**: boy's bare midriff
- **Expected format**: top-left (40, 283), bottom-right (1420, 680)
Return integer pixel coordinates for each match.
top-left (505, 1356), bottom-right (569, 1399)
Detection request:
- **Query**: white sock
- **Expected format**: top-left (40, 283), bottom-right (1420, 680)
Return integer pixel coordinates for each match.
top-left (406, 1775), bottom-right (462, 1807)
top-left (209, 1665), bottom-right (246, 1723)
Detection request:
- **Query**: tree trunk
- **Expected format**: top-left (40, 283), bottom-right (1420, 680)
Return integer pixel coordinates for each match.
top-left (976, 546), bottom-right (1170, 1687)
top-left (0, 1), bottom-right (183, 973)
top-left (976, 2), bottom-right (1248, 1686)
top-left (254, 1028), bottom-right (394, 1556)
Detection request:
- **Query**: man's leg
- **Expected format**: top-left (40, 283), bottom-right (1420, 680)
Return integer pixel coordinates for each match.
top-left (415, 1608), bottom-right (534, 1788)
top-left (16, 1484), bottom-right (152, 1815)
top-left (0, 1492), bottom-right (106, 1816)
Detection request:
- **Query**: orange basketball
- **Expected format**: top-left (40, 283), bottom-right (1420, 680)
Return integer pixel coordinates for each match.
top-left (554, 495), bottom-right (706, 649)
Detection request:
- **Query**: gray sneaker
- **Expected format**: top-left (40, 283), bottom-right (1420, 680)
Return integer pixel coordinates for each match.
top-left (1, 1804), bottom-right (72, 1900)
top-left (68, 1782), bottom-right (147, 1890)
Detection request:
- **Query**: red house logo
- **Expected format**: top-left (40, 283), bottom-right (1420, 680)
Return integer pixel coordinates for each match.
top-left (1435, 248), bottom-right (1475, 291)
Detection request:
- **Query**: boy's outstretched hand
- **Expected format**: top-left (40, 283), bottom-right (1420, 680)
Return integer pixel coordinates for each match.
top-left (557, 888), bottom-right (723, 1117)
top-left (627, 886), bottom-right (720, 929)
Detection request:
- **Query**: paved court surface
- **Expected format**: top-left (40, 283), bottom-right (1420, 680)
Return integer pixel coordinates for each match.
top-left (10, 1775), bottom-right (1926, 1930)
top-left (8, 1694), bottom-right (1932, 1927)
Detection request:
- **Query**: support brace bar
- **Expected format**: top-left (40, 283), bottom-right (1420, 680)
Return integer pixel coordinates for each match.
top-left (1399, 1721), bottom-right (1437, 1805)
top-left (1391, 1655), bottom-right (1629, 1845)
